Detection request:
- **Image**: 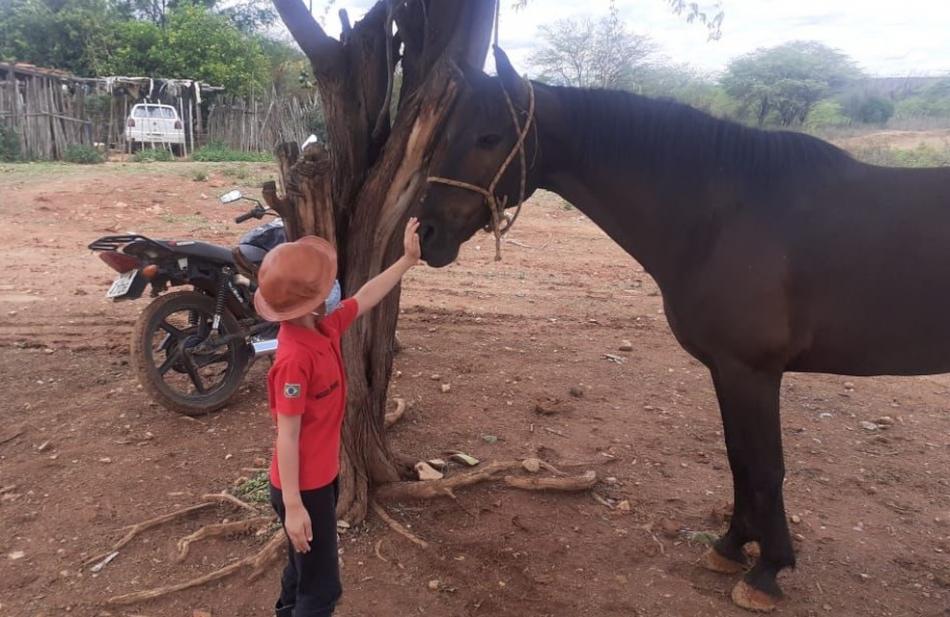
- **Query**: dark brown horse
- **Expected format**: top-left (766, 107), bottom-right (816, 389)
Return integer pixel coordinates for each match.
top-left (413, 48), bottom-right (950, 612)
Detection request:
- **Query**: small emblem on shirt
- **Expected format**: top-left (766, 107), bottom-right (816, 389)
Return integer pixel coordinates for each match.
top-left (283, 383), bottom-right (301, 399)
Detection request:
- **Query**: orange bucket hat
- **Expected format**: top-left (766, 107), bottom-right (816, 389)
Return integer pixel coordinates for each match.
top-left (253, 236), bottom-right (338, 322)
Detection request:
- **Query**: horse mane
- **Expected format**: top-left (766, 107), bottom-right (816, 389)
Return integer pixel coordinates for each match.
top-left (542, 84), bottom-right (855, 181)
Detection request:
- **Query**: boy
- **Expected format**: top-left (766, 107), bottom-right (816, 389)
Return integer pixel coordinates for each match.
top-left (253, 219), bottom-right (422, 617)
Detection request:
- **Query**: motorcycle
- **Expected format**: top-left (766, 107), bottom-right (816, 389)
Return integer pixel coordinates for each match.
top-left (88, 189), bottom-right (285, 416)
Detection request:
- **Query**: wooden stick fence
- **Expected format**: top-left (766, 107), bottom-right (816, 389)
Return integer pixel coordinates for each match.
top-left (0, 75), bottom-right (94, 160)
top-left (206, 89), bottom-right (318, 152)
top-left (1, 64), bottom-right (318, 160)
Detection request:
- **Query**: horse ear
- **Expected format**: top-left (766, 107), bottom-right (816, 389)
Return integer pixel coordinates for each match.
top-left (493, 45), bottom-right (528, 105)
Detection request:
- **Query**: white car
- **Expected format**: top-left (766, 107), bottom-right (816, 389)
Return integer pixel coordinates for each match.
top-left (126, 104), bottom-right (185, 154)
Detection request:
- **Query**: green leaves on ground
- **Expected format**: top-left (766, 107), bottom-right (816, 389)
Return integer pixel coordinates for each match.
top-left (234, 471), bottom-right (270, 504)
top-left (192, 143), bottom-right (273, 162)
top-left (63, 144), bottom-right (104, 164)
top-left (132, 148), bottom-right (174, 162)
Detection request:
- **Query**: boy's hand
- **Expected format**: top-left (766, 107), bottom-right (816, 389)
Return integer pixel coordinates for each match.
top-left (284, 502), bottom-right (313, 553)
top-left (403, 217), bottom-right (422, 266)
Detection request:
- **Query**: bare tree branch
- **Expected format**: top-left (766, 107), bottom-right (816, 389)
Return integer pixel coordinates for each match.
top-left (339, 8), bottom-right (352, 42)
top-left (272, 0), bottom-right (342, 70)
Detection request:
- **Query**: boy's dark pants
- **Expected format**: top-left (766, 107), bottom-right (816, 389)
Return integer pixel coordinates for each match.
top-left (270, 481), bottom-right (342, 617)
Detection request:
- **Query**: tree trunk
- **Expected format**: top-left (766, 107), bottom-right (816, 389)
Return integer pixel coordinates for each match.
top-left (270, 0), bottom-right (497, 522)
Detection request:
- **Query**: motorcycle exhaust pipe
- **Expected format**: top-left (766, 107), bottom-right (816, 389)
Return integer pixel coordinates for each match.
top-left (252, 339), bottom-right (278, 357)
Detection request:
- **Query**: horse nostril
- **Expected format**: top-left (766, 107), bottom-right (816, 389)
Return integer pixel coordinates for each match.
top-left (419, 223), bottom-right (436, 244)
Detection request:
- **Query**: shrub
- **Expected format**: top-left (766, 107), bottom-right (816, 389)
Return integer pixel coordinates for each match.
top-left (840, 93), bottom-right (895, 125)
top-left (63, 144), bottom-right (104, 164)
top-left (132, 148), bottom-right (174, 163)
top-left (222, 165), bottom-right (249, 179)
top-left (857, 96), bottom-right (895, 125)
top-left (0, 124), bottom-right (20, 162)
top-left (192, 170), bottom-right (208, 181)
top-left (805, 100), bottom-right (851, 131)
top-left (192, 143), bottom-right (272, 162)
top-left (894, 96), bottom-right (950, 121)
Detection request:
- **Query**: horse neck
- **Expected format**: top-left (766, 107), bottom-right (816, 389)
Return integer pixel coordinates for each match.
top-left (532, 89), bottom-right (703, 283)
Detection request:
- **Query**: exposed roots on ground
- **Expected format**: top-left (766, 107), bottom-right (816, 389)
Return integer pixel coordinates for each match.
top-left (376, 460), bottom-right (524, 500)
top-left (370, 500), bottom-right (430, 548)
top-left (83, 502), bottom-right (219, 567)
top-left (201, 491), bottom-right (259, 513)
top-left (175, 516), bottom-right (273, 562)
top-left (384, 397), bottom-right (407, 428)
top-left (106, 530), bottom-right (285, 606)
top-left (375, 457), bottom-right (596, 501)
top-left (89, 486), bottom-right (280, 606)
top-left (503, 470), bottom-right (597, 491)
top-left (95, 453), bottom-right (596, 606)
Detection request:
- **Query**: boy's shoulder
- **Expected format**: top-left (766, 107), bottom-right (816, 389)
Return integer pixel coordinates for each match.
top-left (273, 330), bottom-right (329, 367)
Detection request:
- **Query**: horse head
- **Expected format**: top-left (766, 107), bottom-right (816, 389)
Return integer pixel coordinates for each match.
top-left (416, 47), bottom-right (544, 267)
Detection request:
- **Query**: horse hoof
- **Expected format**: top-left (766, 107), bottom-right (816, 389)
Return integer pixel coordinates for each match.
top-left (703, 548), bottom-right (746, 574)
top-left (731, 580), bottom-right (778, 613)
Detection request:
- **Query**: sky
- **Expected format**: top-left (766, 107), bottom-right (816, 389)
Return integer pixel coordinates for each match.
top-left (291, 0), bottom-right (950, 78)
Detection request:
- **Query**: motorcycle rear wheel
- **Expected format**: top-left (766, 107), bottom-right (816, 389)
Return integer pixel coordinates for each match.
top-left (132, 290), bottom-right (250, 416)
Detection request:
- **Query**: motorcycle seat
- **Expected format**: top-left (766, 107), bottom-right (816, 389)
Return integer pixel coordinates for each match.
top-left (160, 241), bottom-right (235, 265)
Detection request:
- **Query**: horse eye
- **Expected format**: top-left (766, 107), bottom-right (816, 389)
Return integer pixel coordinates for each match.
top-left (476, 133), bottom-right (502, 149)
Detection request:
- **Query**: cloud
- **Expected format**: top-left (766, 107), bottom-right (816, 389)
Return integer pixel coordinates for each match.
top-left (283, 1), bottom-right (950, 77)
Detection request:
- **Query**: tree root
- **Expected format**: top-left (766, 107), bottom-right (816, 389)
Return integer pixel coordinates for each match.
top-left (86, 493), bottom-right (265, 568)
top-left (375, 459), bottom-right (596, 501)
top-left (375, 460), bottom-right (524, 500)
top-left (374, 538), bottom-right (389, 562)
top-left (384, 397), bottom-right (407, 428)
top-left (83, 502), bottom-right (218, 566)
top-left (247, 530), bottom-right (287, 581)
top-left (106, 530), bottom-right (285, 606)
top-left (370, 500), bottom-right (429, 549)
top-left (175, 516), bottom-right (273, 562)
top-left (97, 453), bottom-right (595, 606)
top-left (201, 491), bottom-right (259, 514)
top-left (504, 470), bottom-right (596, 491)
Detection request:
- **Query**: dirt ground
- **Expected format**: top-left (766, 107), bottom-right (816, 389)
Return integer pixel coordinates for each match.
top-left (0, 160), bottom-right (947, 617)
top-left (832, 128), bottom-right (950, 152)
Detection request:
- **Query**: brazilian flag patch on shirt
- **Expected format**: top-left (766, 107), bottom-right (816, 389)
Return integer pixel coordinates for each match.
top-left (283, 383), bottom-right (301, 399)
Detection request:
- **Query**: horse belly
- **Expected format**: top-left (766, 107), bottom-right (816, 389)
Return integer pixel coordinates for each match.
top-left (790, 243), bottom-right (950, 375)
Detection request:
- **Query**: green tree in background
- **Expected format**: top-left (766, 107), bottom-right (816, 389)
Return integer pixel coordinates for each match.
top-left (804, 99), bottom-right (850, 131)
top-left (105, 18), bottom-right (164, 75)
top-left (115, 0), bottom-right (215, 25)
top-left (0, 0), bottom-right (272, 93)
top-left (894, 78), bottom-right (950, 121)
top-left (636, 62), bottom-right (731, 113)
top-left (722, 41), bottom-right (863, 126)
top-left (150, 3), bottom-right (268, 93)
top-left (217, 0), bottom-right (277, 34)
top-left (0, 0), bottom-right (118, 75)
top-left (841, 92), bottom-right (895, 125)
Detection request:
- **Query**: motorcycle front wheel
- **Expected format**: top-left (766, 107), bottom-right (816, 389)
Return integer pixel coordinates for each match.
top-left (132, 290), bottom-right (250, 416)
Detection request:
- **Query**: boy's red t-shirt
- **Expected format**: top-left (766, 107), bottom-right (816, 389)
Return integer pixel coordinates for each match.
top-left (268, 298), bottom-right (359, 491)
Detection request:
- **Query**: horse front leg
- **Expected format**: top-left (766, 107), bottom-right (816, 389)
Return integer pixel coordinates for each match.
top-left (706, 361), bottom-right (795, 612)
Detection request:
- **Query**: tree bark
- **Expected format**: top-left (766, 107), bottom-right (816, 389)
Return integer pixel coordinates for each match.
top-left (272, 0), bottom-right (497, 523)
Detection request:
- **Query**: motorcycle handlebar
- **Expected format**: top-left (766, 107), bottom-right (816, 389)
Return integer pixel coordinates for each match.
top-left (234, 211), bottom-right (257, 224)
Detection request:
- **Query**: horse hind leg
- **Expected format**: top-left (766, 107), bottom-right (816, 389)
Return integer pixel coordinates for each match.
top-left (708, 362), bottom-right (795, 612)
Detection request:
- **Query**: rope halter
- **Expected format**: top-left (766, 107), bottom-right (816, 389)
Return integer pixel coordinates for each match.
top-left (427, 78), bottom-right (536, 261)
